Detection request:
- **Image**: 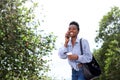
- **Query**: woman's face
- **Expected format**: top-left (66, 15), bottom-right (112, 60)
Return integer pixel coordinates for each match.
top-left (68, 24), bottom-right (79, 38)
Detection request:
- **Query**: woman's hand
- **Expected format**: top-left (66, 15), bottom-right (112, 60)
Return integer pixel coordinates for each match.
top-left (64, 31), bottom-right (70, 47)
top-left (67, 54), bottom-right (78, 60)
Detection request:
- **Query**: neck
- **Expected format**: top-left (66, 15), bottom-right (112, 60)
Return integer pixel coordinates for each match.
top-left (71, 36), bottom-right (77, 46)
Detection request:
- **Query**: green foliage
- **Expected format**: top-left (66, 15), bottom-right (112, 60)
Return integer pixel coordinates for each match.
top-left (95, 6), bottom-right (120, 80)
top-left (0, 0), bottom-right (56, 80)
top-left (96, 7), bottom-right (120, 42)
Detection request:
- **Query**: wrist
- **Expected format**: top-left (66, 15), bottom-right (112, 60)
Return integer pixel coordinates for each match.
top-left (76, 55), bottom-right (79, 60)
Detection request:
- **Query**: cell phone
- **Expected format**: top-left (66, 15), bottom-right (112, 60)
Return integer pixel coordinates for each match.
top-left (66, 33), bottom-right (70, 39)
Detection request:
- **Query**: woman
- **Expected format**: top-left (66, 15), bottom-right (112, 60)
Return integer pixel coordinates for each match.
top-left (58, 21), bottom-right (92, 80)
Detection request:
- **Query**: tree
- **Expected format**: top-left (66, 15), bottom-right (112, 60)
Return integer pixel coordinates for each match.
top-left (95, 6), bottom-right (120, 80)
top-left (0, 0), bottom-right (56, 80)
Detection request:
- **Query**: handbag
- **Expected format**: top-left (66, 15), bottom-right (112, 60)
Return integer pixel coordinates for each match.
top-left (80, 38), bottom-right (101, 80)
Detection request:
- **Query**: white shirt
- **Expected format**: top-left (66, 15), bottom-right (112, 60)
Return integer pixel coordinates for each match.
top-left (58, 37), bottom-right (92, 71)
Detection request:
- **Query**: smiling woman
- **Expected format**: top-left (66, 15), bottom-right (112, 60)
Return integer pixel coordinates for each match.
top-left (58, 21), bottom-right (92, 80)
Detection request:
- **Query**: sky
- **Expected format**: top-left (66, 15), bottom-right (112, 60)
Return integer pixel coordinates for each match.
top-left (33, 0), bottom-right (120, 80)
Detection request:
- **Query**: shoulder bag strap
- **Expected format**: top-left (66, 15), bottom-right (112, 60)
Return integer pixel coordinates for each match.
top-left (80, 38), bottom-right (83, 55)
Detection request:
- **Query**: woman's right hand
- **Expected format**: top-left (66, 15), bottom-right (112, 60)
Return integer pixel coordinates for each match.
top-left (64, 31), bottom-right (70, 47)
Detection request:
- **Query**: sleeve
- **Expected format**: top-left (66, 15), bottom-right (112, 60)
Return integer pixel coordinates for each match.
top-left (76, 39), bottom-right (92, 63)
top-left (58, 46), bottom-right (68, 59)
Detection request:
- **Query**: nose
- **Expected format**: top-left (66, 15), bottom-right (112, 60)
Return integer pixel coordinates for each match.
top-left (69, 29), bottom-right (73, 32)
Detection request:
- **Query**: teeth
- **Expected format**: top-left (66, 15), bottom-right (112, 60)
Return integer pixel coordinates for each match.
top-left (70, 32), bottom-right (73, 35)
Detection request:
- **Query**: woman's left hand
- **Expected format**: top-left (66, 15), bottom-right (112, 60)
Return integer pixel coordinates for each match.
top-left (67, 54), bottom-right (78, 60)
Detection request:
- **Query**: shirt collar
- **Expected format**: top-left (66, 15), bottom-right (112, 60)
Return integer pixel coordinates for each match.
top-left (68, 37), bottom-right (79, 45)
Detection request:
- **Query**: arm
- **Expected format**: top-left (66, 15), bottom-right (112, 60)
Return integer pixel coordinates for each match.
top-left (58, 31), bottom-right (70, 59)
top-left (58, 46), bottom-right (68, 59)
top-left (77, 39), bottom-right (92, 63)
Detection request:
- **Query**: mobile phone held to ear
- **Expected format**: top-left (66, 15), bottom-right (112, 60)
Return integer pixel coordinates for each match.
top-left (65, 33), bottom-right (70, 39)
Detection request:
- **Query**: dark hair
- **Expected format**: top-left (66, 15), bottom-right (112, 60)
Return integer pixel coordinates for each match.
top-left (69, 21), bottom-right (79, 31)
